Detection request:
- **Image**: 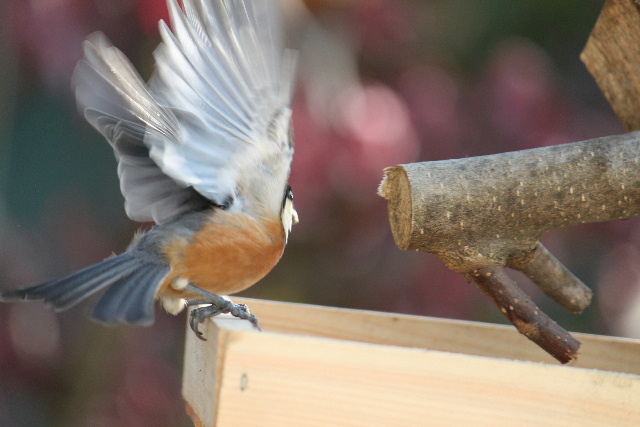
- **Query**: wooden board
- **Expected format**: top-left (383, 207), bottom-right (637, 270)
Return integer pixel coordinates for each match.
top-left (581, 0), bottom-right (640, 131)
top-left (235, 298), bottom-right (640, 374)
top-left (183, 299), bottom-right (640, 427)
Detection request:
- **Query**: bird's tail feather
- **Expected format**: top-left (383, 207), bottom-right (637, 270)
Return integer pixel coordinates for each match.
top-left (91, 262), bottom-right (169, 325)
top-left (0, 253), bottom-right (169, 326)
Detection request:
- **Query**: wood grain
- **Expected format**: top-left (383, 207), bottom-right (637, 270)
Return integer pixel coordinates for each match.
top-left (183, 299), bottom-right (640, 427)
top-left (234, 298), bottom-right (640, 374)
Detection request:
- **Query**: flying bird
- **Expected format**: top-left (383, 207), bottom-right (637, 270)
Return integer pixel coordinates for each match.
top-left (0, 0), bottom-right (298, 338)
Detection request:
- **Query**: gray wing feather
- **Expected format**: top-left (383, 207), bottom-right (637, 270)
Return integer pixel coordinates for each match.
top-left (72, 0), bottom-right (296, 220)
top-left (146, 0), bottom-right (296, 209)
top-left (73, 35), bottom-right (208, 223)
top-left (0, 253), bottom-right (169, 326)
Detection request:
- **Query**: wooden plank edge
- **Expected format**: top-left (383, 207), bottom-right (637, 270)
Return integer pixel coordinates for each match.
top-left (233, 297), bottom-right (640, 374)
top-left (182, 316), bottom-right (255, 427)
top-left (185, 321), bottom-right (640, 427)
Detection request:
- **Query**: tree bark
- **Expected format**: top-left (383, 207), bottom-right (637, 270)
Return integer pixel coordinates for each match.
top-left (466, 267), bottom-right (580, 364)
top-left (378, 131), bottom-right (640, 362)
top-left (581, 0), bottom-right (640, 132)
top-left (379, 132), bottom-right (640, 272)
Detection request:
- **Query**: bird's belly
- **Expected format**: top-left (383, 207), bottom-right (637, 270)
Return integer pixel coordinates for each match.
top-left (159, 213), bottom-right (285, 297)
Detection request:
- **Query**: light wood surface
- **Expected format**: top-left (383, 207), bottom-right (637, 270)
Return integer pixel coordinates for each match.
top-left (183, 299), bottom-right (640, 427)
top-left (237, 298), bottom-right (640, 374)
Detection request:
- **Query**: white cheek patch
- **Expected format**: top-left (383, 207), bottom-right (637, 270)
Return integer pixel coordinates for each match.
top-left (161, 296), bottom-right (186, 315)
top-left (281, 200), bottom-right (298, 242)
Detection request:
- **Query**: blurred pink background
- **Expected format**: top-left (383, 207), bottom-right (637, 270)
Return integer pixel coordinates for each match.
top-left (1, 0), bottom-right (638, 426)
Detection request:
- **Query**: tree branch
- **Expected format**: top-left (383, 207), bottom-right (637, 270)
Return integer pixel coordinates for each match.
top-left (508, 243), bottom-right (592, 314)
top-left (581, 0), bottom-right (640, 132)
top-left (379, 132), bottom-right (640, 268)
top-left (378, 131), bottom-right (640, 362)
top-left (466, 266), bottom-right (580, 364)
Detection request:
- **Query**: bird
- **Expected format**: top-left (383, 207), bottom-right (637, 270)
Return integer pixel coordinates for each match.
top-left (0, 0), bottom-right (298, 338)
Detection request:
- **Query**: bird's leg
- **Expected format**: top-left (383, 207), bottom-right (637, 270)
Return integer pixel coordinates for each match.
top-left (184, 284), bottom-right (260, 340)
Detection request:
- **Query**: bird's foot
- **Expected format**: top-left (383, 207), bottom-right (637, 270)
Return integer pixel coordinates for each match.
top-left (184, 284), bottom-right (260, 340)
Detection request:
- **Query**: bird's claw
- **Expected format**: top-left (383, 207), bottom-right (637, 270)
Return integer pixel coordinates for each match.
top-left (185, 288), bottom-right (261, 340)
top-left (188, 304), bottom-right (221, 340)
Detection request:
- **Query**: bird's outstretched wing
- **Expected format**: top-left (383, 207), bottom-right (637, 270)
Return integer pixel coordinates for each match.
top-left (73, 0), bottom-right (297, 223)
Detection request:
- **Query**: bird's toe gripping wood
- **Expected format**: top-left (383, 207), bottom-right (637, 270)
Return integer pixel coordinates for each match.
top-left (185, 284), bottom-right (261, 340)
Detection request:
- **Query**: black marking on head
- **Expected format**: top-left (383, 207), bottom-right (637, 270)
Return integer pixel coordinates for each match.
top-left (282, 185), bottom-right (293, 210)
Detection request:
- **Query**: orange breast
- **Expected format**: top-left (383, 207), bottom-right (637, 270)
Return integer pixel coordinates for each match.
top-left (158, 211), bottom-right (286, 298)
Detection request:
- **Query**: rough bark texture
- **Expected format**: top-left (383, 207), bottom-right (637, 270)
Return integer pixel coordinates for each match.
top-left (509, 244), bottom-right (592, 314)
top-left (466, 267), bottom-right (580, 364)
top-left (378, 132), bottom-right (640, 363)
top-left (581, 0), bottom-right (640, 132)
top-left (379, 132), bottom-right (640, 273)
top-left (378, 0), bottom-right (640, 363)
